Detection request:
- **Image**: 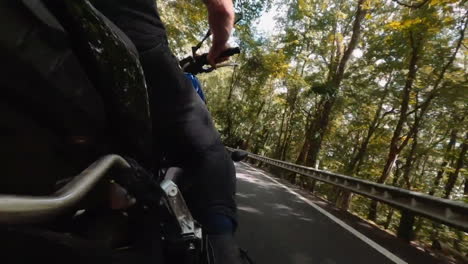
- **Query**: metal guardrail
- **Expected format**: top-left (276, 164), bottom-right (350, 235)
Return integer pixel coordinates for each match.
top-left (227, 148), bottom-right (468, 232)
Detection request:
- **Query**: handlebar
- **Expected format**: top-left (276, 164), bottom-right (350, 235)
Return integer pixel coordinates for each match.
top-left (180, 47), bottom-right (240, 75)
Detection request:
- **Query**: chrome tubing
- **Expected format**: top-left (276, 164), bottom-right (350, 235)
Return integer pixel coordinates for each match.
top-left (0, 155), bottom-right (130, 224)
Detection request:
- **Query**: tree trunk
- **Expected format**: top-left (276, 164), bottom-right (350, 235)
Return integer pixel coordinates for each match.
top-left (227, 66), bottom-right (239, 102)
top-left (244, 101), bottom-right (266, 149)
top-left (274, 107), bottom-right (288, 159)
top-left (427, 17), bottom-right (468, 196)
top-left (443, 132), bottom-right (468, 199)
top-left (402, 128), bottom-right (419, 190)
top-left (429, 129), bottom-right (457, 195)
top-left (280, 106), bottom-right (297, 160)
top-left (253, 127), bottom-right (269, 154)
top-left (260, 130), bottom-right (271, 154)
top-left (224, 67), bottom-right (243, 142)
top-left (296, 110), bottom-right (313, 164)
top-left (368, 152), bottom-right (400, 220)
top-left (305, 97), bottom-right (336, 167)
top-left (304, 0), bottom-right (367, 167)
top-left (383, 163), bottom-right (403, 228)
top-left (428, 131), bottom-right (462, 248)
top-left (368, 31), bottom-right (420, 221)
top-left (281, 128), bottom-right (293, 160)
top-left (379, 32), bottom-right (419, 184)
top-left (336, 76), bottom-right (392, 210)
top-left (419, 20), bottom-right (467, 243)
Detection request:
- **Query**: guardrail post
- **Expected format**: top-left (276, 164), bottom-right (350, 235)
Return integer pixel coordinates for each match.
top-left (309, 179), bottom-right (317, 193)
top-left (249, 157), bottom-right (261, 167)
top-left (253, 158), bottom-right (260, 167)
top-left (397, 210), bottom-right (415, 242)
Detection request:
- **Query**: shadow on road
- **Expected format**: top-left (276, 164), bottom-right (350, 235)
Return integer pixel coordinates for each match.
top-left (235, 163), bottom-right (398, 264)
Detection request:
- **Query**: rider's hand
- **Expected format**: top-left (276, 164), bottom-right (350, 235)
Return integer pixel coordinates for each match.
top-left (204, 0), bottom-right (234, 67)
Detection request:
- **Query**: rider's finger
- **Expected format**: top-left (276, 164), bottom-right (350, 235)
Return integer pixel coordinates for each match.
top-left (208, 49), bottom-right (221, 67)
top-left (216, 56), bottom-right (229, 64)
top-left (208, 43), bottom-right (230, 66)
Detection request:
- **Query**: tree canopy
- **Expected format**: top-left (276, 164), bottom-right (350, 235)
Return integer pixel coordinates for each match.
top-left (159, 0), bottom-right (467, 261)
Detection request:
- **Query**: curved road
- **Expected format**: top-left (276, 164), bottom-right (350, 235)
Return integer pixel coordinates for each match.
top-left (235, 162), bottom-right (411, 264)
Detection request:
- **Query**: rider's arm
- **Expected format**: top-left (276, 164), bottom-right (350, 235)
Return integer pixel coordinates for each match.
top-left (204, 0), bottom-right (234, 66)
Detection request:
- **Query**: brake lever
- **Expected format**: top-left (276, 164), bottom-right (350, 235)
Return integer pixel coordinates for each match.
top-left (201, 67), bottom-right (215, 73)
top-left (200, 62), bottom-right (238, 73)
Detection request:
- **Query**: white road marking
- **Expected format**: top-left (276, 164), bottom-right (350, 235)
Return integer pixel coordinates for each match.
top-left (240, 162), bottom-right (408, 264)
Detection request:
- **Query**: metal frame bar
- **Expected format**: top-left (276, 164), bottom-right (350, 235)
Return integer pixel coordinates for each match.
top-left (0, 155), bottom-right (130, 224)
top-left (228, 148), bottom-right (468, 231)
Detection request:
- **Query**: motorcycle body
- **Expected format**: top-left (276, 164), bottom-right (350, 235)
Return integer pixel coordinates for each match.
top-left (185, 73), bottom-right (207, 104)
top-left (0, 1), bottom-right (206, 263)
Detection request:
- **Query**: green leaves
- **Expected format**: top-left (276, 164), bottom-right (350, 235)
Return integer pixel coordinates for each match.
top-left (311, 81), bottom-right (335, 96)
top-left (159, 0), bottom-right (468, 255)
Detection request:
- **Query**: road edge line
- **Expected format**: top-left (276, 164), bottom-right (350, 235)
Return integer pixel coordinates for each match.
top-left (240, 162), bottom-right (408, 264)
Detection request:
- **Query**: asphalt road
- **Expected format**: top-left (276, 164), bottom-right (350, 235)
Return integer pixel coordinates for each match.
top-left (234, 162), bottom-right (408, 264)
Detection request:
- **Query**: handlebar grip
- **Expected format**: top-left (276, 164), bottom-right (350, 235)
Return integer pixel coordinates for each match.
top-left (219, 47), bottom-right (241, 58)
top-left (183, 47), bottom-right (241, 75)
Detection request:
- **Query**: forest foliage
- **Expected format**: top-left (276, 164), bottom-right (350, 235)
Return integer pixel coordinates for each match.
top-left (159, 0), bottom-right (467, 260)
